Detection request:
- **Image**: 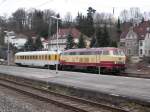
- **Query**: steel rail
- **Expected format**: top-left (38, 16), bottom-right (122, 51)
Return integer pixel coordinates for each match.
top-left (0, 77), bottom-right (129, 112)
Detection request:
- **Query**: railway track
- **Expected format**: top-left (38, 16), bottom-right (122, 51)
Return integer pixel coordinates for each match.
top-left (0, 77), bottom-right (130, 112)
top-left (121, 72), bottom-right (150, 79)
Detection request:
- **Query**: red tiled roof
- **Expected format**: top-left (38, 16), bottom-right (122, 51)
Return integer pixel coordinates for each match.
top-left (51, 28), bottom-right (81, 39)
top-left (59, 28), bottom-right (81, 38)
top-left (120, 21), bottom-right (150, 40)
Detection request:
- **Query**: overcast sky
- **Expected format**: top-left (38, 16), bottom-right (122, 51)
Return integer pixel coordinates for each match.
top-left (0, 0), bottom-right (150, 18)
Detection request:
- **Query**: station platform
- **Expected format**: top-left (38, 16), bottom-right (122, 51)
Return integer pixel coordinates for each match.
top-left (0, 65), bottom-right (150, 106)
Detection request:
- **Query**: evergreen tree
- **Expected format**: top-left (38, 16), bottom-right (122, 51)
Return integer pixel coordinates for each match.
top-left (102, 25), bottom-right (110, 47)
top-left (90, 36), bottom-right (96, 47)
top-left (95, 27), bottom-right (103, 47)
top-left (76, 7), bottom-right (96, 37)
top-left (24, 37), bottom-right (34, 51)
top-left (86, 7), bottom-right (96, 37)
top-left (77, 34), bottom-right (85, 48)
top-left (95, 25), bottom-right (110, 47)
top-left (110, 41), bottom-right (117, 47)
top-left (0, 31), bottom-right (5, 46)
top-left (66, 34), bottom-right (74, 49)
top-left (116, 18), bottom-right (122, 41)
top-left (34, 37), bottom-right (43, 50)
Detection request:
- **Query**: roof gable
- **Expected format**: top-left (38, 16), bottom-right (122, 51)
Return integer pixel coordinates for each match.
top-left (120, 21), bottom-right (150, 40)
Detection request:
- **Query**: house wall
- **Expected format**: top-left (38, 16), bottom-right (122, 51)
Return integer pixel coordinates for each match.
top-left (139, 40), bottom-right (145, 57)
top-left (143, 33), bottom-right (150, 57)
top-left (125, 29), bottom-right (139, 56)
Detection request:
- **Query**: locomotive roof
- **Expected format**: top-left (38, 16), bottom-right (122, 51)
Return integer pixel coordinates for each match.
top-left (64, 47), bottom-right (120, 53)
top-left (15, 50), bottom-right (61, 56)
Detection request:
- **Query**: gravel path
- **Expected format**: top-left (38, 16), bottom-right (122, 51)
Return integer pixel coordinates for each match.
top-left (0, 85), bottom-right (74, 112)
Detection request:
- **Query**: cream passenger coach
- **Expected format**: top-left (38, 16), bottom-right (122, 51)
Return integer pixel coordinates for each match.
top-left (15, 51), bottom-right (61, 68)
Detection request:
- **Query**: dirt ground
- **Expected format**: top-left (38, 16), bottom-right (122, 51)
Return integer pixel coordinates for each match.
top-left (126, 60), bottom-right (150, 75)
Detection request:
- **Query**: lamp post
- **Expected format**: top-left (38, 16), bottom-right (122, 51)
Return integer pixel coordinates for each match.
top-left (7, 35), bottom-right (10, 65)
top-left (50, 16), bottom-right (61, 74)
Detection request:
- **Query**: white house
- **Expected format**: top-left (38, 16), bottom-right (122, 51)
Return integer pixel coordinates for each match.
top-left (139, 28), bottom-right (150, 57)
top-left (40, 38), bottom-right (48, 50)
top-left (4, 31), bottom-right (27, 49)
top-left (120, 21), bottom-right (150, 57)
top-left (48, 28), bottom-right (89, 51)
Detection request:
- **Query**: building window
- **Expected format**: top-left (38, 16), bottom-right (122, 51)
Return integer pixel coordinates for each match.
top-left (140, 41), bottom-right (143, 46)
top-left (145, 50), bottom-right (147, 55)
top-left (128, 49), bottom-right (131, 55)
top-left (140, 49), bottom-right (143, 55)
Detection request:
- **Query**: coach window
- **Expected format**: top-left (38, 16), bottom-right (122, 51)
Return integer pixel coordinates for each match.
top-left (45, 55), bottom-right (47, 60)
top-left (49, 55), bottom-right (51, 60)
top-left (55, 54), bottom-right (57, 60)
top-left (42, 55), bottom-right (44, 60)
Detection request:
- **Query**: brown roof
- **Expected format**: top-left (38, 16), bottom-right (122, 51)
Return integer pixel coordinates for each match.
top-left (51, 28), bottom-right (82, 40)
top-left (59, 28), bottom-right (81, 38)
top-left (120, 21), bottom-right (150, 40)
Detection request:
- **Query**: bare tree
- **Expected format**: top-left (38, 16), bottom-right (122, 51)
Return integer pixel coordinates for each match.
top-left (12, 8), bottom-right (27, 32)
top-left (94, 12), bottom-right (114, 28)
top-left (120, 9), bottom-right (129, 22)
top-left (129, 7), bottom-right (143, 23)
top-left (63, 12), bottom-right (73, 28)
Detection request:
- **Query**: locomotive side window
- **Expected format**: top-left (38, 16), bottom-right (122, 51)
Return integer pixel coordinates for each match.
top-left (102, 50), bottom-right (109, 55)
top-left (94, 51), bottom-right (102, 55)
top-left (70, 52), bottom-right (76, 55)
top-left (113, 50), bottom-right (119, 55)
top-left (113, 49), bottom-right (125, 56)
